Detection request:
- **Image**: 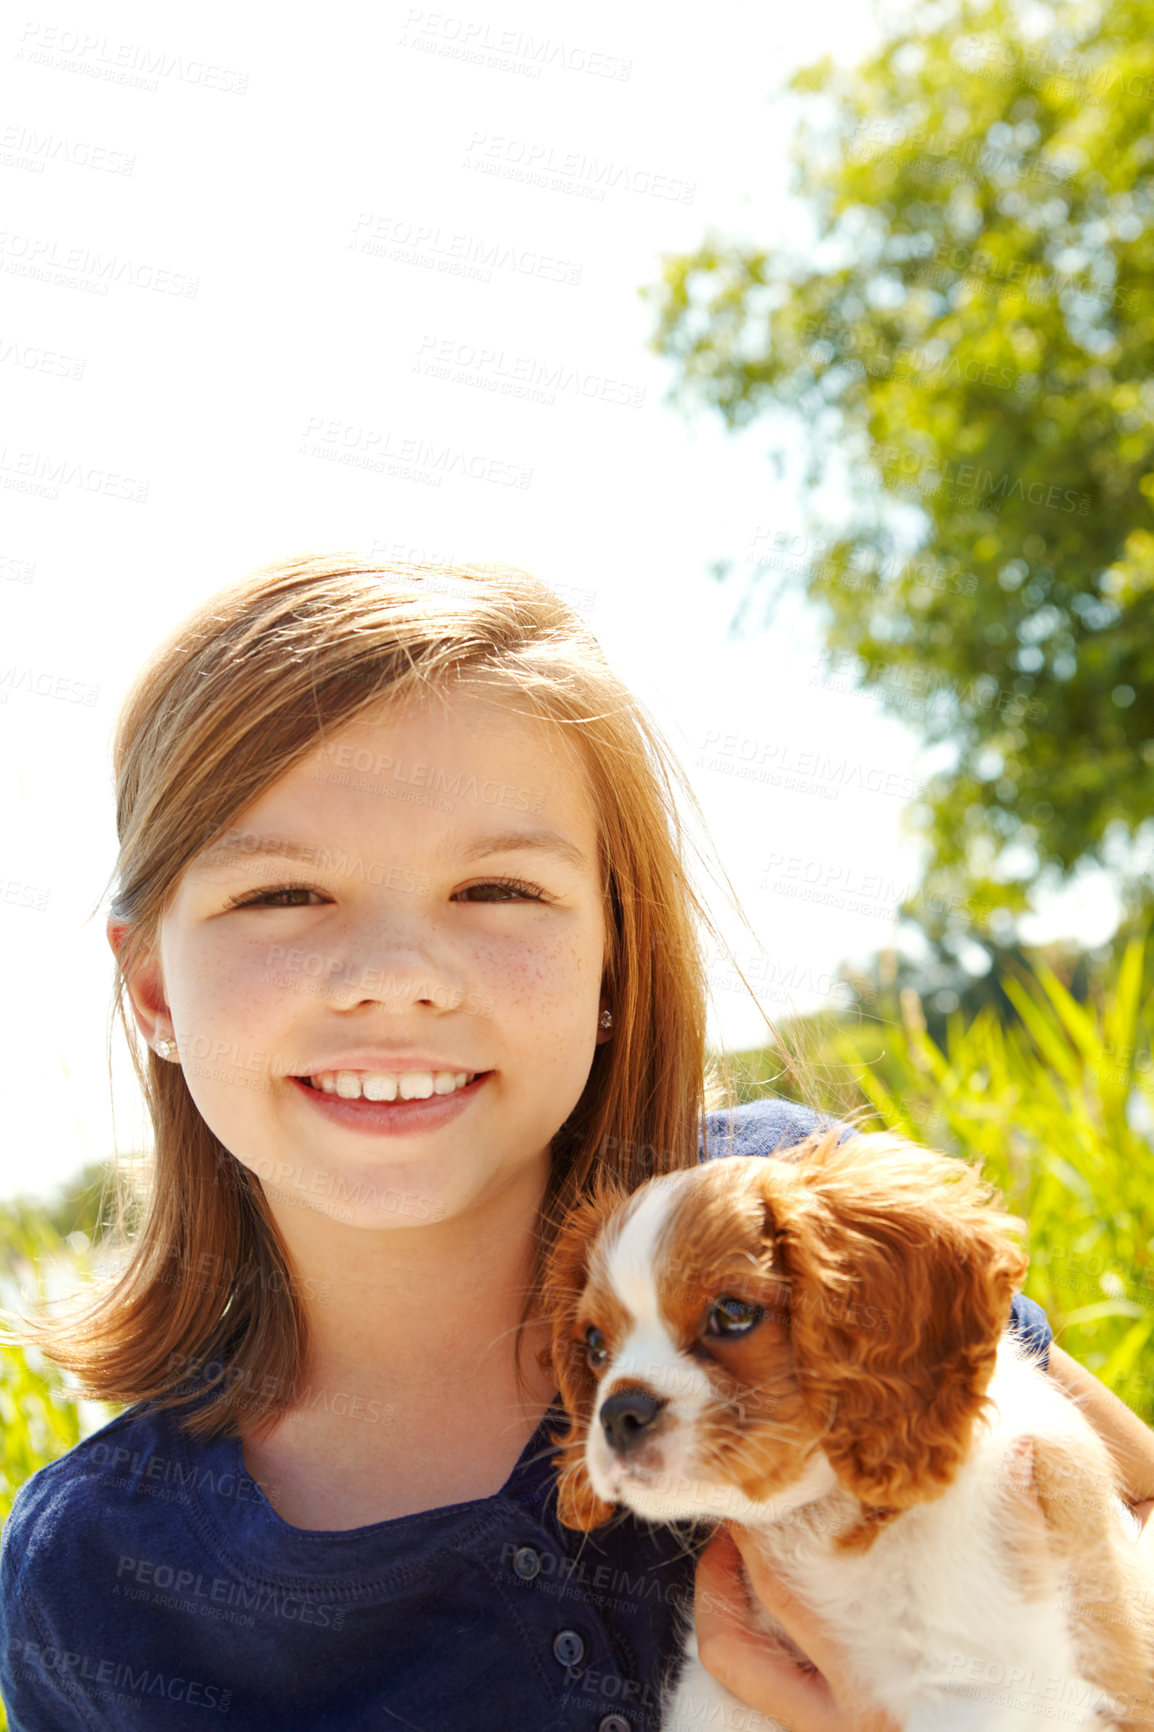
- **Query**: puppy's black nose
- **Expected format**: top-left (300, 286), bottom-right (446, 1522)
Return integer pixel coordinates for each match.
top-left (599, 1388), bottom-right (664, 1454)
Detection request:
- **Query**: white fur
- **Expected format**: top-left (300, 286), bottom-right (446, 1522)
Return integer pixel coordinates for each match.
top-left (589, 1177), bottom-right (724, 1516)
top-left (601, 1176), bottom-right (682, 1323)
top-left (595, 1327), bottom-right (1137, 1732)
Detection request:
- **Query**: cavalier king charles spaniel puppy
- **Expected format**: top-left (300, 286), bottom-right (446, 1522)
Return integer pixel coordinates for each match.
top-left (544, 1127), bottom-right (1154, 1732)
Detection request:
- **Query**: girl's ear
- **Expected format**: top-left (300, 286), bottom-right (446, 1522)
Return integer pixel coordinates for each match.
top-left (107, 915), bottom-right (171, 1047)
top-left (760, 1129), bottom-right (1029, 1549)
top-left (541, 1187), bottom-right (625, 1532)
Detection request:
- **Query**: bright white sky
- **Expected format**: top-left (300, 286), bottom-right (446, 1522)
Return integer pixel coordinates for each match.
top-left (0, 0), bottom-right (1120, 1203)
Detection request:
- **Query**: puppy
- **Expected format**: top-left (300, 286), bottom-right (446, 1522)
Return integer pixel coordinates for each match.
top-left (544, 1128), bottom-right (1154, 1731)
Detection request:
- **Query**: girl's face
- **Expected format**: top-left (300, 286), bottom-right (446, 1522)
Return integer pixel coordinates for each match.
top-left (114, 687), bottom-right (609, 1232)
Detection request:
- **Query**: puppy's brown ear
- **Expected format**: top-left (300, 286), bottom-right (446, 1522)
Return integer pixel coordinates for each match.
top-left (540, 1185), bottom-right (625, 1531)
top-left (763, 1129), bottom-right (1029, 1548)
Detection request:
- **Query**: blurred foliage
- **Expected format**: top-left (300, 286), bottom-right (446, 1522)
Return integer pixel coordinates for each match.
top-left (0, 1161), bottom-right (110, 1267)
top-left (833, 924), bottom-right (1134, 1049)
top-left (0, 1333), bottom-right (81, 1732)
top-left (0, 1208), bottom-right (114, 1526)
top-left (0, 1335), bottom-right (85, 1526)
top-left (648, 0), bottom-right (1154, 960)
top-left (0, 1158), bottom-right (121, 1479)
top-left (0, 1242), bottom-right (87, 1732)
top-left (735, 931), bottom-right (1154, 1423)
top-left (0, 1174), bottom-right (119, 1729)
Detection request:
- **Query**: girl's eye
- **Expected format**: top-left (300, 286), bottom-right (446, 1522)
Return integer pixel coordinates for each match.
top-left (584, 1325), bottom-right (609, 1371)
top-left (704, 1297), bottom-right (764, 1339)
top-left (455, 878), bottom-right (546, 903)
top-left (225, 885), bottom-right (325, 910)
top-left (224, 877), bottom-right (547, 911)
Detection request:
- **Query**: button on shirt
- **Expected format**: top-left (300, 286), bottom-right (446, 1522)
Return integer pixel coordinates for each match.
top-left (1, 1393), bottom-right (683, 1730)
top-left (0, 1099), bottom-right (1053, 1729)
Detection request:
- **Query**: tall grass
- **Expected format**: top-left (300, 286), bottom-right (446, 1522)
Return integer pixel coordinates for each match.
top-left (0, 1207), bottom-right (118, 1731)
top-left (0, 1207), bottom-right (115, 1531)
top-left (738, 935), bottom-right (1154, 1425)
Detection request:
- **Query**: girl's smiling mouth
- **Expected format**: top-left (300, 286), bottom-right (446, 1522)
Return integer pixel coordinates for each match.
top-left (302, 1068), bottom-right (478, 1101)
top-left (288, 1070), bottom-right (493, 1136)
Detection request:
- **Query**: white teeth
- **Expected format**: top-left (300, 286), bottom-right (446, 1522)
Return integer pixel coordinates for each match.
top-left (308, 1069), bottom-right (473, 1101)
top-left (363, 1074), bottom-right (397, 1102)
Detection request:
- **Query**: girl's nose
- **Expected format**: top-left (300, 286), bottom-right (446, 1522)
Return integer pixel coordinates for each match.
top-left (309, 925), bottom-right (469, 1015)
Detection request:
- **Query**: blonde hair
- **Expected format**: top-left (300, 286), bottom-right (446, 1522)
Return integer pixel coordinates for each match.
top-left (30, 553), bottom-right (795, 1436)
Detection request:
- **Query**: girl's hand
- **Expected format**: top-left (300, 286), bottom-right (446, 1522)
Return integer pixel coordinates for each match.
top-left (694, 1525), bottom-right (899, 1732)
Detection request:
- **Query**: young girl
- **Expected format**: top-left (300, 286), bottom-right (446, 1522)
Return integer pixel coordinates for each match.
top-left (1, 554), bottom-right (1150, 1732)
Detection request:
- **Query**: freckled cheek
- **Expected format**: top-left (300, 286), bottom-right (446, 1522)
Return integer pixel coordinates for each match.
top-left (171, 937), bottom-right (278, 1032)
top-left (474, 924), bottom-right (602, 1016)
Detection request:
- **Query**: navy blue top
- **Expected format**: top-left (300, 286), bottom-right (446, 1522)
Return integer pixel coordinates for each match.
top-left (0, 1099), bottom-right (1051, 1731)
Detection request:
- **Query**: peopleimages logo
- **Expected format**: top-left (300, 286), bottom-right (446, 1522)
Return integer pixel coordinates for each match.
top-left (300, 416), bottom-right (534, 489)
top-left (462, 131), bottom-right (692, 202)
top-left (0, 663), bottom-right (98, 703)
top-left (313, 741), bottom-right (546, 811)
top-left (0, 231), bottom-right (197, 297)
top-left (0, 123), bottom-right (135, 174)
top-left (0, 447), bottom-right (148, 502)
top-left (414, 334), bottom-right (646, 408)
top-left (0, 336), bottom-right (86, 379)
top-left (16, 23), bottom-right (249, 94)
top-left (349, 213), bottom-right (582, 287)
top-left (115, 1556), bottom-right (348, 1630)
top-left (397, 12), bottom-right (632, 81)
top-left (5, 1638), bottom-right (232, 1712)
top-left (89, 1442), bottom-right (270, 1503)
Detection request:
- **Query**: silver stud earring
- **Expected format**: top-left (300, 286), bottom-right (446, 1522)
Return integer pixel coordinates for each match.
top-left (156, 1036), bottom-right (177, 1060)
top-left (599, 1010), bottom-right (613, 1030)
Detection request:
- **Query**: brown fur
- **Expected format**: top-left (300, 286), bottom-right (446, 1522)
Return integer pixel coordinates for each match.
top-left (761, 1128), bottom-right (1029, 1548)
top-left (541, 1178), bottom-right (631, 1529)
top-left (1027, 1432), bottom-right (1154, 1730)
top-left (656, 1166), bottom-right (834, 1507)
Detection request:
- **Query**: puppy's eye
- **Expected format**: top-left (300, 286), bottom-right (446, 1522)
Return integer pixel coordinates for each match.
top-left (584, 1325), bottom-right (608, 1370)
top-left (705, 1297), bottom-right (764, 1338)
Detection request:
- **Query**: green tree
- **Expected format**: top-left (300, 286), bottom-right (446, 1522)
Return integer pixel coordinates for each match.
top-left (649, 0), bottom-right (1154, 965)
